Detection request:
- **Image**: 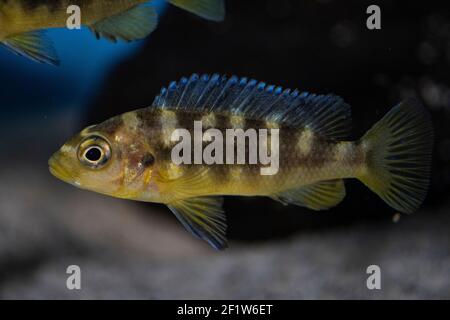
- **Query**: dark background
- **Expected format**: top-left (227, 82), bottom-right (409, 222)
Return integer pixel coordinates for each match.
top-left (0, 0), bottom-right (449, 299)
top-left (86, 0), bottom-right (450, 242)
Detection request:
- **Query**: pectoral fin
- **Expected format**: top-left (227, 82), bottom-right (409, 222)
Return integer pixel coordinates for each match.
top-left (167, 196), bottom-right (227, 250)
top-left (169, 0), bottom-right (225, 21)
top-left (90, 5), bottom-right (158, 42)
top-left (1, 31), bottom-right (59, 65)
top-left (272, 179), bottom-right (346, 210)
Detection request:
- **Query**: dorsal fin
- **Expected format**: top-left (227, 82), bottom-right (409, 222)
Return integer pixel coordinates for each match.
top-left (151, 74), bottom-right (352, 139)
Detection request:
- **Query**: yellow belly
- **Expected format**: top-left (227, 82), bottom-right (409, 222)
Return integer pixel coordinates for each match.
top-left (0, 0), bottom-right (146, 38)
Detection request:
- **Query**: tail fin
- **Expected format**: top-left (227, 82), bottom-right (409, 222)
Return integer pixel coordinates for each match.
top-left (169, 0), bottom-right (225, 21)
top-left (357, 99), bottom-right (433, 213)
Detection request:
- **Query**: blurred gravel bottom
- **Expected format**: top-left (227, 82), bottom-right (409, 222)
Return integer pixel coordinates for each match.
top-left (0, 164), bottom-right (449, 299)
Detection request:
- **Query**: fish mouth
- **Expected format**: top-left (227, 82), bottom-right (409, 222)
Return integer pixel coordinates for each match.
top-left (48, 155), bottom-right (73, 182)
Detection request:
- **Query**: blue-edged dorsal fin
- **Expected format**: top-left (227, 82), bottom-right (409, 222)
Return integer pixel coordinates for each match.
top-left (272, 179), bottom-right (346, 210)
top-left (89, 5), bottom-right (158, 42)
top-left (152, 74), bottom-right (352, 140)
top-left (167, 196), bottom-right (227, 250)
top-left (1, 31), bottom-right (59, 65)
top-left (169, 0), bottom-right (225, 22)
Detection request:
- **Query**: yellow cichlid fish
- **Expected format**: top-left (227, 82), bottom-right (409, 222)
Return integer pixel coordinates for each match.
top-left (0, 0), bottom-right (225, 65)
top-left (49, 74), bottom-right (433, 249)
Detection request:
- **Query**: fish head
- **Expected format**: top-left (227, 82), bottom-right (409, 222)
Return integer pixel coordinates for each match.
top-left (49, 114), bottom-right (157, 200)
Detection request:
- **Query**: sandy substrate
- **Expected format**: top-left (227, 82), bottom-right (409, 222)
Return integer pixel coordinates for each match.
top-left (0, 164), bottom-right (449, 299)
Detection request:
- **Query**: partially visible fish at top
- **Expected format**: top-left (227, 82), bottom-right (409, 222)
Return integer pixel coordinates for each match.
top-left (0, 0), bottom-right (225, 65)
top-left (48, 74), bottom-right (434, 250)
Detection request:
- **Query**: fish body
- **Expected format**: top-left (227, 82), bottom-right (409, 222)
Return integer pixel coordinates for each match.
top-left (49, 74), bottom-right (434, 249)
top-left (0, 0), bottom-right (225, 64)
top-left (90, 109), bottom-right (357, 200)
top-left (0, 0), bottom-right (142, 37)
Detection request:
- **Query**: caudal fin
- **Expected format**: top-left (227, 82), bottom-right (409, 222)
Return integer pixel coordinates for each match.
top-left (169, 0), bottom-right (225, 21)
top-left (357, 99), bottom-right (433, 213)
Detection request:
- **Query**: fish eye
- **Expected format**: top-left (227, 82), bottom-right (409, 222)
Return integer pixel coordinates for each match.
top-left (77, 136), bottom-right (111, 169)
top-left (84, 146), bottom-right (103, 162)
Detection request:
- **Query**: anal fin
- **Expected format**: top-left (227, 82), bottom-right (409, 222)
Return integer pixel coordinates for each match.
top-left (1, 31), bottom-right (59, 65)
top-left (167, 196), bottom-right (227, 250)
top-left (169, 0), bottom-right (225, 21)
top-left (272, 179), bottom-right (346, 210)
top-left (90, 5), bottom-right (158, 42)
